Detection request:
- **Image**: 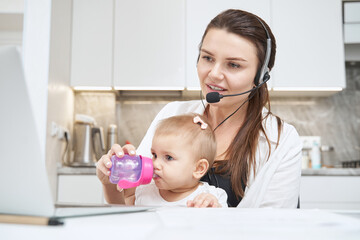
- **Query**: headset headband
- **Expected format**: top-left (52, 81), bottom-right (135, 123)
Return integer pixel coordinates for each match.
top-left (254, 16), bottom-right (272, 86)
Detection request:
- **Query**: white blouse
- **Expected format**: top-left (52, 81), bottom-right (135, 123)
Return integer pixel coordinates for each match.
top-left (136, 100), bottom-right (302, 208)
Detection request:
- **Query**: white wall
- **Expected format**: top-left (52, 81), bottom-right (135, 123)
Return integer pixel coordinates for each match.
top-left (22, 0), bottom-right (74, 200)
top-left (46, 0), bottom-right (74, 199)
top-left (22, 0), bottom-right (51, 156)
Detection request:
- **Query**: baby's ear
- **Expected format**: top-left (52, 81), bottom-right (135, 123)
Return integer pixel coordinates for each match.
top-left (193, 159), bottom-right (209, 179)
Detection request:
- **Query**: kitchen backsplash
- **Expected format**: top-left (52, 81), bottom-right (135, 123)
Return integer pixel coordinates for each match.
top-left (281, 61), bottom-right (360, 166)
top-left (269, 62), bottom-right (360, 166)
top-left (74, 91), bottom-right (116, 157)
top-left (75, 62), bottom-right (360, 167)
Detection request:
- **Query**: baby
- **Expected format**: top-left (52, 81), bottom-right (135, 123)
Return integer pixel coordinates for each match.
top-left (133, 114), bottom-right (228, 207)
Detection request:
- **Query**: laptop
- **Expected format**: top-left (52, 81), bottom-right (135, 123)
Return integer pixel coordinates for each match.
top-left (0, 46), bottom-right (151, 225)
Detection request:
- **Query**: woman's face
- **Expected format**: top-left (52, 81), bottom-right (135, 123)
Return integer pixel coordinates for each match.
top-left (197, 28), bottom-right (259, 107)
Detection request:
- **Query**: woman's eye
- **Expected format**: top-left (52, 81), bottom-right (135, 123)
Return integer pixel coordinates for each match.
top-left (229, 62), bottom-right (240, 68)
top-left (202, 56), bottom-right (213, 62)
top-left (165, 155), bottom-right (174, 161)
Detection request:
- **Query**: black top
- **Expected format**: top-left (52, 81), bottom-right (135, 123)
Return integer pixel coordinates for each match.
top-left (201, 167), bottom-right (244, 207)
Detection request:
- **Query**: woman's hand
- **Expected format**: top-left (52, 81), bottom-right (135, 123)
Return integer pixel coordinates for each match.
top-left (96, 143), bottom-right (137, 186)
top-left (186, 193), bottom-right (222, 208)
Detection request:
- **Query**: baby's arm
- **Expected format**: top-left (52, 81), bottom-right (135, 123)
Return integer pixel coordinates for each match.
top-left (186, 193), bottom-right (222, 208)
top-left (123, 187), bottom-right (136, 205)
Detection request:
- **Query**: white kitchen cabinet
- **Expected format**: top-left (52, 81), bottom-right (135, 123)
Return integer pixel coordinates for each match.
top-left (344, 2), bottom-right (360, 44)
top-left (300, 176), bottom-right (360, 209)
top-left (69, 0), bottom-right (346, 92)
top-left (186, 0), bottom-right (271, 90)
top-left (57, 175), bottom-right (104, 204)
top-left (270, 0), bottom-right (345, 91)
top-left (113, 0), bottom-right (185, 90)
top-left (344, 24), bottom-right (360, 44)
top-left (70, 0), bottom-right (113, 88)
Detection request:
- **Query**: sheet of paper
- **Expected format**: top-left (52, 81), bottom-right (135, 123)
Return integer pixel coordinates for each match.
top-left (154, 208), bottom-right (360, 239)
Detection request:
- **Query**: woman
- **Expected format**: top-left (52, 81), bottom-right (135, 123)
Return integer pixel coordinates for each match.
top-left (96, 9), bottom-right (302, 208)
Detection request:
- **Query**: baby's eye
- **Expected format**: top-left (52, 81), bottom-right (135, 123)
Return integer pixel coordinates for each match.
top-left (165, 155), bottom-right (174, 161)
top-left (152, 153), bottom-right (157, 159)
top-left (228, 62), bottom-right (240, 68)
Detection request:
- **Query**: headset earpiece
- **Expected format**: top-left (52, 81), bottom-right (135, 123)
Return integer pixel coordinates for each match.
top-left (254, 68), bottom-right (261, 86)
top-left (263, 72), bottom-right (270, 82)
top-left (254, 70), bottom-right (270, 86)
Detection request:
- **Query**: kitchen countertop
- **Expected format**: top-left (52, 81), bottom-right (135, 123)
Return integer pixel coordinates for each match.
top-left (301, 168), bottom-right (360, 176)
top-left (1, 208), bottom-right (360, 239)
top-left (58, 166), bottom-right (360, 176)
top-left (58, 166), bottom-right (96, 175)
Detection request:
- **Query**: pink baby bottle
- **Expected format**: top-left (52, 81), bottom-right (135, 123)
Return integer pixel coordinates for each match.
top-left (109, 154), bottom-right (153, 189)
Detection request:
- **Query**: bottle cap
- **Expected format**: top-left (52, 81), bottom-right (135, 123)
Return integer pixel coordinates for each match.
top-left (139, 156), bottom-right (154, 185)
top-left (75, 114), bottom-right (95, 124)
top-left (108, 124), bottom-right (117, 133)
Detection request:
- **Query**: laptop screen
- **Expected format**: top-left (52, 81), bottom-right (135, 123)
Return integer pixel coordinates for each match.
top-left (0, 46), bottom-right (55, 217)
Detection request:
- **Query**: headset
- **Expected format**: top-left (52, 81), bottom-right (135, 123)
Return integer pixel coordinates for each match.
top-left (206, 16), bottom-right (272, 103)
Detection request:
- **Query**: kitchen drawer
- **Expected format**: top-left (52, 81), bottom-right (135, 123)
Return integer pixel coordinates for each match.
top-left (57, 175), bottom-right (104, 204)
top-left (300, 176), bottom-right (360, 209)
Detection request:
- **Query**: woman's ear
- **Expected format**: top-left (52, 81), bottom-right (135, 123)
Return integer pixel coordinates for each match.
top-left (193, 159), bottom-right (209, 180)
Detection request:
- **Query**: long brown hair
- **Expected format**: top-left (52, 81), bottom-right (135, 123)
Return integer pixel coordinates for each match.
top-left (199, 9), bottom-right (282, 198)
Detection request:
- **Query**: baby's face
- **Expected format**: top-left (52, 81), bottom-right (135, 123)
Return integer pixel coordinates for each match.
top-left (151, 134), bottom-right (198, 191)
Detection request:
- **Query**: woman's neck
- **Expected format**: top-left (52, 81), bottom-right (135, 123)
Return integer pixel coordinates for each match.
top-left (159, 182), bottom-right (201, 202)
top-left (205, 102), bottom-right (249, 161)
top-left (206, 102), bottom-right (248, 131)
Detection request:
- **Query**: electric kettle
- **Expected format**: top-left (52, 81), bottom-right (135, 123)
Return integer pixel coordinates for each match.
top-left (70, 114), bottom-right (105, 167)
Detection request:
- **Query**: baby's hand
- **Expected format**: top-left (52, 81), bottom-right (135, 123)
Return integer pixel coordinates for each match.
top-left (96, 143), bottom-right (136, 186)
top-left (186, 193), bottom-right (222, 208)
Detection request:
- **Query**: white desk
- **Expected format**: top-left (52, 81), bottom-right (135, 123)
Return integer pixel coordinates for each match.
top-left (1, 208), bottom-right (360, 240)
